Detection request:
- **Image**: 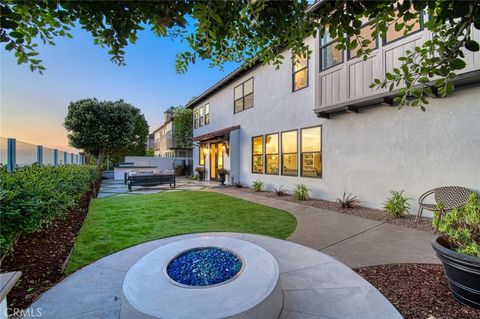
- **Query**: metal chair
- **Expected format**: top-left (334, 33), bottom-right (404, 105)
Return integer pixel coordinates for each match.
top-left (416, 186), bottom-right (472, 222)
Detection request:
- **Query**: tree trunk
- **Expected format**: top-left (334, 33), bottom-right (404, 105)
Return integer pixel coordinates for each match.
top-left (96, 147), bottom-right (106, 170)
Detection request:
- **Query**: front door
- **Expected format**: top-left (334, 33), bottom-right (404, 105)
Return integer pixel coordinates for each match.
top-left (209, 143), bottom-right (224, 180)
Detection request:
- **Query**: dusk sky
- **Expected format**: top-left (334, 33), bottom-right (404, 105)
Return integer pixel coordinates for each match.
top-left (1, 25), bottom-right (239, 152)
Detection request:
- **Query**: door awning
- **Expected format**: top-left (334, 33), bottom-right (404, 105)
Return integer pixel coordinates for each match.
top-left (193, 125), bottom-right (240, 142)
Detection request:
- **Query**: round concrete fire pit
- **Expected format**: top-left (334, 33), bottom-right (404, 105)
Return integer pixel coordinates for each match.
top-left (120, 237), bottom-right (282, 319)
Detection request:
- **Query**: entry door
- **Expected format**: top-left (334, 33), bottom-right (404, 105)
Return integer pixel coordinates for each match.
top-left (209, 143), bottom-right (224, 180)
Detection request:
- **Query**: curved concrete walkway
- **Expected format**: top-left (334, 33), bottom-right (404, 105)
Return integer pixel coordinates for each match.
top-left (25, 233), bottom-right (402, 319)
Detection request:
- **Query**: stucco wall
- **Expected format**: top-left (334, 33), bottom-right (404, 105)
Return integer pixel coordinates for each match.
top-left (192, 35), bottom-right (480, 216)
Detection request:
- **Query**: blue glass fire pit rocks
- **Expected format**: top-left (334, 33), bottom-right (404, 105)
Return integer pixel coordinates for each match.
top-left (166, 247), bottom-right (242, 286)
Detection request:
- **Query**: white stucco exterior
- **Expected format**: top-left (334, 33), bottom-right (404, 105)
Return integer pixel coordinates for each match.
top-left (190, 34), bottom-right (480, 216)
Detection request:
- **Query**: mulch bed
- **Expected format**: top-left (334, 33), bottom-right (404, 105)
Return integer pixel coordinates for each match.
top-left (234, 187), bottom-right (432, 232)
top-left (0, 180), bottom-right (101, 310)
top-left (354, 264), bottom-right (480, 319)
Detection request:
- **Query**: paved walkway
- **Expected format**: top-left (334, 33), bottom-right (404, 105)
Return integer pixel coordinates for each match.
top-left (97, 179), bottom-right (439, 268)
top-left (25, 233), bottom-right (402, 319)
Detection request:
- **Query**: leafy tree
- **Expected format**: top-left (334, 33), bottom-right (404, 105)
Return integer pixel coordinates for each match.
top-left (63, 98), bottom-right (146, 169)
top-left (2, 1), bottom-right (479, 109)
top-left (172, 106), bottom-right (193, 149)
top-left (145, 148), bottom-right (155, 157)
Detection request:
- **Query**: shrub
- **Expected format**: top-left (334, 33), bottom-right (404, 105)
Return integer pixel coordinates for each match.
top-left (194, 167), bottom-right (205, 173)
top-left (0, 165), bottom-right (99, 251)
top-left (433, 193), bottom-right (480, 257)
top-left (252, 180), bottom-right (263, 192)
top-left (273, 185), bottom-right (288, 196)
top-left (336, 191), bottom-right (360, 209)
top-left (293, 184), bottom-right (310, 200)
top-left (383, 191), bottom-right (410, 218)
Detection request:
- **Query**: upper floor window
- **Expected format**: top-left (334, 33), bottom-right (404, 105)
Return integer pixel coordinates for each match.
top-left (320, 32), bottom-right (343, 71)
top-left (199, 106), bottom-right (204, 127)
top-left (252, 135), bottom-right (263, 174)
top-left (204, 103), bottom-right (210, 125)
top-left (234, 78), bottom-right (254, 113)
top-left (385, 10), bottom-right (422, 44)
top-left (265, 133), bottom-right (279, 175)
top-left (348, 22), bottom-right (378, 59)
top-left (193, 109), bottom-right (199, 129)
top-left (301, 126), bottom-right (322, 178)
top-left (281, 130), bottom-right (298, 176)
top-left (293, 54), bottom-right (308, 91)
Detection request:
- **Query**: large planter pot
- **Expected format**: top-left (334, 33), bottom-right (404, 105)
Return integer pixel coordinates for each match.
top-left (432, 236), bottom-right (480, 309)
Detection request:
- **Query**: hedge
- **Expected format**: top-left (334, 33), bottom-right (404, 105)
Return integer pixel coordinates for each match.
top-left (0, 164), bottom-right (99, 251)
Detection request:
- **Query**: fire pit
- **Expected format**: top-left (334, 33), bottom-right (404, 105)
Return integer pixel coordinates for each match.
top-left (120, 237), bottom-right (282, 319)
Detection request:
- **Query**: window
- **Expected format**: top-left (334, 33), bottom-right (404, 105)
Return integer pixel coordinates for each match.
top-left (301, 126), bottom-right (322, 178)
top-left (281, 130), bottom-right (298, 176)
top-left (199, 106), bottom-right (204, 127)
top-left (320, 32), bottom-right (343, 71)
top-left (348, 22), bottom-right (378, 59)
top-left (204, 103), bottom-right (210, 125)
top-left (385, 11), bottom-right (422, 44)
top-left (194, 109), bottom-right (199, 129)
top-left (252, 136), bottom-right (263, 174)
top-left (293, 54), bottom-right (308, 91)
top-left (234, 78), bottom-right (254, 113)
top-left (265, 133), bottom-right (279, 175)
top-left (199, 145), bottom-right (205, 166)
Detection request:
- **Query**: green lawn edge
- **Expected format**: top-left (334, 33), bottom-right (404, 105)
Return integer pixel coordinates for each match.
top-left (65, 191), bottom-right (297, 274)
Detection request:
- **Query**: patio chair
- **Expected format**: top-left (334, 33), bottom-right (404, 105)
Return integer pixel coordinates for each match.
top-left (416, 186), bottom-right (472, 222)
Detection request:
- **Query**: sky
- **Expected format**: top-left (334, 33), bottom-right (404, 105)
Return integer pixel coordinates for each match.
top-left (0, 25), bottom-right (239, 152)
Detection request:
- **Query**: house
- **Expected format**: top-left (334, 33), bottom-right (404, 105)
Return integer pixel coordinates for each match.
top-left (186, 8), bottom-right (480, 215)
top-left (152, 110), bottom-right (192, 158)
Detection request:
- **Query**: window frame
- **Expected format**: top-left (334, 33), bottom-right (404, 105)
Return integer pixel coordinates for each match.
top-left (347, 21), bottom-right (379, 60)
top-left (199, 106), bottom-right (204, 127)
top-left (281, 129), bottom-right (299, 177)
top-left (204, 103), bottom-right (210, 125)
top-left (265, 132), bottom-right (279, 175)
top-left (251, 135), bottom-right (264, 174)
top-left (319, 34), bottom-right (344, 72)
top-left (300, 125), bottom-right (322, 178)
top-left (234, 77), bottom-right (255, 114)
top-left (292, 54), bottom-right (309, 92)
top-left (193, 109), bottom-right (199, 129)
top-left (383, 10), bottom-right (424, 46)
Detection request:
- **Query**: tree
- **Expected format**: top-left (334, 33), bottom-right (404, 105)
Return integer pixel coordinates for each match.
top-left (63, 98), bottom-right (146, 169)
top-left (172, 106), bottom-right (193, 149)
top-left (145, 148), bottom-right (155, 157)
top-left (2, 1), bottom-right (479, 109)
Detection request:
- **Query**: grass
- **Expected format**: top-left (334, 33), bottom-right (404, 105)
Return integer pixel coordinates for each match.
top-left (65, 191), bottom-right (296, 274)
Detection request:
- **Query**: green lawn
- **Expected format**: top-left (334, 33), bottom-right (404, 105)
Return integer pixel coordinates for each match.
top-left (66, 191), bottom-right (296, 274)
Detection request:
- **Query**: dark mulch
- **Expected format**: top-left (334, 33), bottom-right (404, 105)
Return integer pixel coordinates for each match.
top-left (354, 264), bottom-right (480, 319)
top-left (234, 187), bottom-right (432, 232)
top-left (0, 180), bottom-right (101, 310)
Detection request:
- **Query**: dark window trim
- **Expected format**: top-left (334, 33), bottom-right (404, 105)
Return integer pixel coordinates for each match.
top-left (382, 10), bottom-right (424, 46)
top-left (319, 39), bottom-right (344, 72)
top-left (300, 125), bottom-right (322, 179)
top-left (265, 132), bottom-right (279, 175)
top-left (347, 21), bottom-right (379, 61)
top-left (234, 77), bottom-right (255, 114)
top-left (292, 54), bottom-right (309, 92)
top-left (251, 135), bottom-right (264, 174)
top-left (281, 129), bottom-right (299, 177)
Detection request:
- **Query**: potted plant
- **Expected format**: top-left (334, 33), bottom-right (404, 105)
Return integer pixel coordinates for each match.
top-left (194, 166), bottom-right (205, 180)
top-left (431, 192), bottom-right (480, 309)
top-left (218, 168), bottom-right (228, 186)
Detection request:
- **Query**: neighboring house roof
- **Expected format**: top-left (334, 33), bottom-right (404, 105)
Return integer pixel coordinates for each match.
top-left (192, 125), bottom-right (240, 142)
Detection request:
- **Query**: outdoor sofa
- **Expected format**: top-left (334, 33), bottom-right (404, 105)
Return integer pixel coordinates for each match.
top-left (126, 170), bottom-right (176, 191)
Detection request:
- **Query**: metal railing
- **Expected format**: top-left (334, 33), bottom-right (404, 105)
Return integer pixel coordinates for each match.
top-left (1, 137), bottom-right (85, 172)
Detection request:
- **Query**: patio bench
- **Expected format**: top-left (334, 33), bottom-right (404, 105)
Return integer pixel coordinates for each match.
top-left (127, 174), bottom-right (176, 191)
top-left (416, 186), bottom-right (472, 222)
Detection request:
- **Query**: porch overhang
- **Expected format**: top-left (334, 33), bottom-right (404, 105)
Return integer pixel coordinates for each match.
top-left (192, 125), bottom-right (240, 142)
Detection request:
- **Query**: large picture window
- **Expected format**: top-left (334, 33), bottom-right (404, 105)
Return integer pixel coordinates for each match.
top-left (320, 32), bottom-right (343, 71)
top-left (265, 133), bottom-right (279, 175)
top-left (234, 78), bottom-right (254, 113)
top-left (301, 126), bottom-right (322, 178)
top-left (281, 130), bottom-right (298, 176)
top-left (252, 136), bottom-right (264, 174)
top-left (385, 11), bottom-right (422, 44)
top-left (348, 22), bottom-right (378, 59)
top-left (199, 144), bottom-right (205, 166)
top-left (293, 54), bottom-right (308, 91)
